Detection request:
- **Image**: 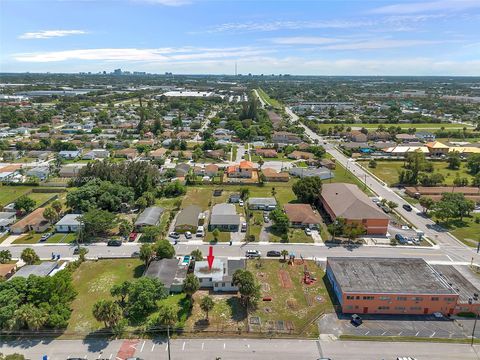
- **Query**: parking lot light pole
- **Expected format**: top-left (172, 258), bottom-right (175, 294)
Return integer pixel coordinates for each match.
top-left (472, 309), bottom-right (478, 346)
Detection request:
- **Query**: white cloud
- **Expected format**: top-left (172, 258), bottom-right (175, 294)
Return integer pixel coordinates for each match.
top-left (370, 0), bottom-right (480, 15)
top-left (271, 37), bottom-right (340, 45)
top-left (13, 46), bottom-right (273, 63)
top-left (320, 39), bottom-right (447, 50)
top-left (19, 30), bottom-right (87, 40)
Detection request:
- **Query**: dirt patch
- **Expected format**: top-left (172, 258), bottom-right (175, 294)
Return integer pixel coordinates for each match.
top-left (286, 298), bottom-right (298, 310)
top-left (285, 320), bottom-right (295, 331)
top-left (262, 282), bottom-right (271, 292)
top-left (304, 292), bottom-right (313, 306)
top-left (278, 270), bottom-right (293, 289)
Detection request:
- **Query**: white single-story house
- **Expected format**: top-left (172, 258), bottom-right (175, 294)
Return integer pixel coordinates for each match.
top-left (58, 150), bottom-right (81, 159)
top-left (194, 258), bottom-right (245, 292)
top-left (26, 166), bottom-right (50, 181)
top-left (247, 197), bottom-right (277, 211)
top-left (55, 214), bottom-right (82, 233)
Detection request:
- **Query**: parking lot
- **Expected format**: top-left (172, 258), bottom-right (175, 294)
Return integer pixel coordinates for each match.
top-left (319, 313), bottom-right (478, 339)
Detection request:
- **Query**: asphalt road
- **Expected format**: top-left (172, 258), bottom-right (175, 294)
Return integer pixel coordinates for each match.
top-left (1, 338), bottom-right (479, 360)
top-left (1, 241), bottom-right (467, 265)
top-left (284, 106), bottom-right (480, 265)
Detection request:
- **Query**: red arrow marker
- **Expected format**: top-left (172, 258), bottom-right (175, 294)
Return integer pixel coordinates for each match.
top-left (207, 246), bottom-right (214, 270)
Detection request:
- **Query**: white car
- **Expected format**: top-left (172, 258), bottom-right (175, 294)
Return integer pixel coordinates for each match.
top-left (239, 199), bottom-right (244, 206)
top-left (185, 231), bottom-right (192, 239)
top-left (305, 228), bottom-right (312, 236)
top-left (246, 250), bottom-right (261, 258)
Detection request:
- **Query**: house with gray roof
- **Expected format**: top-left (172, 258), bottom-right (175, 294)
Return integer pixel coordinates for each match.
top-left (0, 212), bottom-right (16, 231)
top-left (134, 206), bottom-right (164, 230)
top-left (247, 197), bottom-right (277, 211)
top-left (194, 258), bottom-right (245, 292)
top-left (209, 203), bottom-right (241, 232)
top-left (26, 166), bottom-right (50, 181)
top-left (289, 167), bottom-right (333, 180)
top-left (144, 258), bottom-right (189, 293)
top-left (55, 214), bottom-right (82, 233)
top-left (174, 205), bottom-right (203, 233)
top-left (11, 262), bottom-right (58, 279)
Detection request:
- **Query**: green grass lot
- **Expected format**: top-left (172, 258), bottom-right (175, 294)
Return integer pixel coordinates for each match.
top-left (29, 192), bottom-right (58, 206)
top-left (433, 217), bottom-right (480, 248)
top-left (256, 88), bottom-right (282, 109)
top-left (0, 186), bottom-right (34, 207)
top-left (358, 160), bottom-right (474, 186)
top-left (66, 259), bottom-right (144, 334)
top-left (316, 123), bottom-right (474, 130)
top-left (12, 232), bottom-right (45, 244)
top-left (248, 259), bottom-right (333, 337)
top-left (267, 228), bottom-right (314, 243)
top-left (205, 230), bottom-right (231, 242)
top-left (47, 233), bottom-right (77, 243)
top-left (327, 157), bottom-right (373, 196)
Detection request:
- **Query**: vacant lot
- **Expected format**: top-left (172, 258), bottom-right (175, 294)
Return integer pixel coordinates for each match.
top-left (67, 259), bottom-right (144, 334)
top-left (0, 186), bottom-right (34, 207)
top-left (256, 88), bottom-right (282, 109)
top-left (359, 160), bottom-right (474, 186)
top-left (248, 259), bottom-right (333, 337)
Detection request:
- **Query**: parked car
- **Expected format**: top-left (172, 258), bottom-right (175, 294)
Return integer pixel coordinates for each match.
top-left (107, 240), bottom-right (122, 247)
top-left (168, 232), bottom-right (180, 239)
top-left (239, 199), bottom-right (244, 207)
top-left (73, 247), bottom-right (88, 255)
top-left (266, 250), bottom-right (281, 257)
top-left (395, 233), bottom-right (406, 243)
top-left (128, 232), bottom-right (137, 242)
top-left (185, 231), bottom-right (192, 239)
top-left (380, 204), bottom-right (391, 213)
top-left (40, 232), bottom-right (52, 242)
top-left (195, 227), bottom-right (205, 237)
top-left (263, 216), bottom-right (270, 223)
top-left (402, 204), bottom-right (413, 212)
top-left (245, 250), bottom-right (261, 258)
top-left (305, 228), bottom-right (312, 236)
top-left (241, 222), bottom-right (247, 232)
top-left (351, 314), bottom-right (363, 326)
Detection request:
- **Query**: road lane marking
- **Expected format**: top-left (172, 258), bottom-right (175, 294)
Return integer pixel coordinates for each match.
top-left (109, 354), bottom-right (112, 360)
top-left (446, 255), bottom-right (453, 261)
top-left (140, 340), bottom-right (145, 352)
top-left (165, 344), bottom-right (168, 351)
top-left (223, 343), bottom-right (226, 349)
top-left (201, 342), bottom-right (204, 350)
top-left (84, 356), bottom-right (87, 359)
top-left (151, 344), bottom-right (155, 352)
top-left (247, 344), bottom-right (250, 348)
top-left (430, 332), bottom-right (436, 338)
top-left (182, 342), bottom-right (185, 351)
top-left (416, 331), bottom-right (420, 336)
top-left (365, 331), bottom-right (370, 335)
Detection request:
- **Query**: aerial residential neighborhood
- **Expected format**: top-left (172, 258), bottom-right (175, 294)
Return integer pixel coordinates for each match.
top-left (1, 1), bottom-right (480, 360)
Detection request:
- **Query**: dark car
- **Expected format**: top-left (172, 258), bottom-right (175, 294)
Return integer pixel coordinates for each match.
top-left (266, 250), bottom-right (281, 257)
top-left (395, 233), bottom-right (406, 243)
top-left (351, 314), bottom-right (363, 326)
top-left (107, 240), bottom-right (122, 247)
top-left (402, 204), bottom-right (413, 212)
top-left (73, 247), bottom-right (88, 255)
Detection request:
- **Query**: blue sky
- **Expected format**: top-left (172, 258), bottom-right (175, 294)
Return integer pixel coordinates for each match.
top-left (1, 0), bottom-right (480, 75)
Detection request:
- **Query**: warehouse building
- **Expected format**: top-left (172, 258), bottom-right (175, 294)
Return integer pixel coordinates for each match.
top-left (326, 257), bottom-right (460, 315)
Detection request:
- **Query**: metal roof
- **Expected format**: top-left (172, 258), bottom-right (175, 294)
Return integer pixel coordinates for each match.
top-left (135, 206), bottom-right (164, 227)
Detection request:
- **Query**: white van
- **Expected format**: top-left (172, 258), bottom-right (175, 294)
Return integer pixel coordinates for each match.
top-left (195, 226), bottom-right (205, 237)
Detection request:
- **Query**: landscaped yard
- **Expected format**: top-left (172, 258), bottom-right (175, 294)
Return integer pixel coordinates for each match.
top-left (13, 232), bottom-right (46, 244)
top-left (29, 192), bottom-right (58, 207)
top-left (316, 123), bottom-right (474, 130)
top-left (182, 186), bottom-right (213, 210)
top-left (248, 259), bottom-right (333, 336)
top-left (0, 185), bottom-right (34, 207)
top-left (434, 217), bottom-right (480, 248)
top-left (47, 232), bottom-right (77, 243)
top-left (358, 160), bottom-right (474, 186)
top-left (66, 259), bottom-right (144, 334)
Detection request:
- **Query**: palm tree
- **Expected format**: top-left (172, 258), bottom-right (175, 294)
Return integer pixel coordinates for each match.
top-left (200, 296), bottom-right (215, 322)
top-left (21, 248), bottom-right (39, 265)
top-left (190, 249), bottom-right (203, 261)
top-left (139, 243), bottom-right (155, 267)
top-left (280, 249), bottom-right (289, 262)
top-left (156, 303), bottom-right (178, 328)
top-left (92, 299), bottom-right (122, 328)
top-left (183, 274), bottom-right (200, 300)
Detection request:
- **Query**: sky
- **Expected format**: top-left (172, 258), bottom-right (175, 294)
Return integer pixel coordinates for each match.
top-left (1, 0), bottom-right (480, 76)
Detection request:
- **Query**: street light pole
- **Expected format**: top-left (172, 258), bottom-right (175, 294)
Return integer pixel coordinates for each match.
top-left (472, 310), bottom-right (478, 346)
top-left (167, 325), bottom-right (171, 360)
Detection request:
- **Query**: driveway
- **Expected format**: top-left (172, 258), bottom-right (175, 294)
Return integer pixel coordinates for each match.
top-left (319, 313), bottom-right (475, 339)
top-left (311, 230), bottom-right (322, 244)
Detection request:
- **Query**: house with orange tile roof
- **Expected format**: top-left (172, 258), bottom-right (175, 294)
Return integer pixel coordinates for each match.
top-left (227, 160), bottom-right (255, 178)
top-left (426, 141), bottom-right (450, 156)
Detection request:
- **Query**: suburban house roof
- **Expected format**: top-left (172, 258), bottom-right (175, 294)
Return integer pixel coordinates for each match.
top-left (194, 258), bottom-right (245, 282)
top-left (262, 168), bottom-right (289, 178)
top-left (327, 257), bottom-right (456, 295)
top-left (239, 160), bottom-right (254, 169)
top-left (175, 205), bottom-right (202, 227)
top-left (210, 203), bottom-right (240, 226)
top-left (248, 197), bottom-right (277, 206)
top-left (205, 164), bottom-right (219, 172)
top-left (55, 214), bottom-right (81, 227)
top-left (10, 208), bottom-right (48, 231)
top-left (284, 204), bottom-right (322, 224)
top-left (0, 264), bottom-right (16, 278)
top-left (321, 183), bottom-right (389, 220)
top-left (135, 207), bottom-right (164, 227)
top-left (426, 141), bottom-right (449, 149)
top-left (144, 258), bottom-right (188, 290)
top-left (11, 261), bottom-right (58, 279)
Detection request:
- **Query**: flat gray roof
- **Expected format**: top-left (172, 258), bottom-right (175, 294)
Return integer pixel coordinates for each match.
top-left (432, 265), bottom-right (480, 304)
top-left (144, 258), bottom-right (187, 289)
top-left (55, 214), bottom-right (81, 226)
top-left (11, 262), bottom-right (58, 279)
top-left (135, 206), bottom-right (164, 227)
top-left (328, 257), bottom-right (456, 295)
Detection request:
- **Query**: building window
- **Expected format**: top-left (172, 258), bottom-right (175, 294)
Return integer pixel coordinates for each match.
top-left (410, 306), bottom-right (421, 311)
top-left (412, 297), bottom-right (423, 301)
top-left (222, 282), bottom-right (225, 287)
top-left (431, 297), bottom-right (439, 301)
top-left (378, 306), bottom-right (389, 310)
top-left (395, 307), bottom-right (405, 311)
top-left (379, 296), bottom-right (391, 301)
top-left (346, 305), bottom-right (354, 310)
top-left (356, 296), bottom-right (360, 300)
top-left (397, 296), bottom-right (407, 301)
top-left (346, 295), bottom-right (355, 300)
top-left (444, 297), bottom-right (456, 302)
top-left (362, 296), bottom-right (374, 300)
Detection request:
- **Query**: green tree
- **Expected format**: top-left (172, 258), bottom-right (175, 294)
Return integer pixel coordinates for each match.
top-left (200, 296), bottom-right (214, 321)
top-left (118, 219), bottom-right (133, 238)
top-left (0, 353), bottom-right (26, 360)
top-left (155, 239), bottom-right (175, 259)
top-left (232, 269), bottom-right (261, 311)
top-left (92, 299), bottom-right (123, 328)
top-left (20, 248), bottom-right (39, 265)
top-left (292, 176), bottom-right (322, 204)
top-left (127, 278), bottom-right (167, 320)
top-left (140, 226), bottom-right (161, 243)
top-left (110, 281), bottom-right (131, 308)
top-left (269, 208), bottom-right (289, 234)
top-left (467, 154), bottom-right (480, 175)
top-left (139, 243), bottom-right (155, 267)
top-left (387, 201), bottom-right (398, 210)
top-left (79, 208), bottom-right (117, 241)
top-left (447, 151), bottom-right (461, 170)
top-left (419, 196), bottom-right (434, 214)
top-left (13, 304), bottom-right (48, 330)
top-left (240, 188), bottom-right (250, 200)
top-left (343, 222), bottom-right (366, 242)
top-left (0, 250), bottom-right (11, 264)
top-left (212, 228), bottom-right (220, 242)
top-left (51, 200), bottom-right (62, 215)
top-left (183, 274), bottom-right (200, 300)
top-left (14, 196), bottom-right (36, 213)
top-left (43, 207), bottom-right (58, 224)
top-left (280, 249), bottom-right (289, 261)
top-left (368, 159), bottom-right (377, 168)
top-left (155, 303), bottom-right (178, 328)
top-left (190, 249), bottom-right (203, 261)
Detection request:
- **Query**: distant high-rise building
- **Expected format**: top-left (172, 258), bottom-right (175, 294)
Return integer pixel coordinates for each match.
top-left (113, 68), bottom-right (122, 75)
